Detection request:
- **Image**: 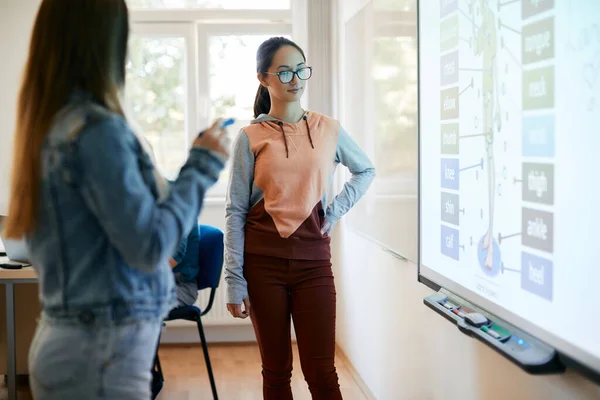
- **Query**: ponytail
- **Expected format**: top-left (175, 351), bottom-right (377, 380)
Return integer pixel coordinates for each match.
top-left (253, 84), bottom-right (271, 118)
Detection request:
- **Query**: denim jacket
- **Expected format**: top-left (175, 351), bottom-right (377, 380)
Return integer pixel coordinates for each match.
top-left (27, 93), bottom-right (225, 325)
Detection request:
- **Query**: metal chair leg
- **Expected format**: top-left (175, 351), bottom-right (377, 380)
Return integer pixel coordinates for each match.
top-left (196, 316), bottom-right (218, 400)
top-left (150, 330), bottom-right (165, 400)
top-left (154, 353), bottom-right (164, 382)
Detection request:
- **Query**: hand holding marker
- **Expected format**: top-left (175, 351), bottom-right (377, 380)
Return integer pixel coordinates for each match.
top-left (220, 118), bottom-right (235, 130)
top-left (198, 118), bottom-right (235, 136)
top-left (193, 118), bottom-right (235, 160)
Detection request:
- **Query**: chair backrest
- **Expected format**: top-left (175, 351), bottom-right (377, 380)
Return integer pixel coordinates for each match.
top-left (192, 225), bottom-right (224, 291)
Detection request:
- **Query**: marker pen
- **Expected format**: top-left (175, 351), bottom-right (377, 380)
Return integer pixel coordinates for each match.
top-left (220, 118), bottom-right (235, 129)
top-left (452, 308), bottom-right (467, 318)
top-left (442, 301), bottom-right (456, 310)
top-left (481, 325), bottom-right (501, 340)
top-left (198, 118), bottom-right (235, 137)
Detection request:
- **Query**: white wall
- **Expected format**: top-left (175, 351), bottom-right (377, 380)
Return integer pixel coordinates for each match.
top-left (333, 230), bottom-right (600, 400)
top-left (0, 0), bottom-right (40, 215)
top-left (334, 0), bottom-right (600, 399)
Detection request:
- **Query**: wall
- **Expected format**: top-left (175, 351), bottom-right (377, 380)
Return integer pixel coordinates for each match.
top-left (333, 230), bottom-right (600, 400)
top-left (0, 0), bottom-right (40, 215)
top-left (334, 0), bottom-right (600, 399)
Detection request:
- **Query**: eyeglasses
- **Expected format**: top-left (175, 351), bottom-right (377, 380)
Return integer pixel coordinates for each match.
top-left (265, 66), bottom-right (313, 84)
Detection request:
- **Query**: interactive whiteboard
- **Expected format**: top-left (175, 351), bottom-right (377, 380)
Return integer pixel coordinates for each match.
top-left (418, 0), bottom-right (600, 379)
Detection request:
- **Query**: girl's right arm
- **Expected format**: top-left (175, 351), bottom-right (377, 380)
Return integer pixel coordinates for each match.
top-left (78, 115), bottom-right (227, 272)
top-left (224, 130), bottom-right (254, 306)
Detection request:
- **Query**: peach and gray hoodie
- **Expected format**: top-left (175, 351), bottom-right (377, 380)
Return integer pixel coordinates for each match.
top-left (224, 111), bottom-right (375, 304)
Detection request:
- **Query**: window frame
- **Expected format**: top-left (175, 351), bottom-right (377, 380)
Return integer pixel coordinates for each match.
top-left (128, 8), bottom-right (292, 199)
top-left (197, 23), bottom-right (293, 196)
top-left (195, 22), bottom-right (294, 132)
top-left (129, 22), bottom-right (198, 171)
top-left (130, 9), bottom-right (291, 23)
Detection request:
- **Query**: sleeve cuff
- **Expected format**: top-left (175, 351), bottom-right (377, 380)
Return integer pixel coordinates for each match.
top-left (186, 148), bottom-right (226, 181)
top-left (226, 284), bottom-right (248, 305)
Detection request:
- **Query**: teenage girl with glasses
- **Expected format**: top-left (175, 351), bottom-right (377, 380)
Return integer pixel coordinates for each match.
top-left (224, 37), bottom-right (375, 399)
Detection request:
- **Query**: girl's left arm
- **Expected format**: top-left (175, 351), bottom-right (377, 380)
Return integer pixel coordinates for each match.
top-left (324, 125), bottom-right (376, 233)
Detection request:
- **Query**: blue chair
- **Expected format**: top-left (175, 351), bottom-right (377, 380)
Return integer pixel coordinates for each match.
top-left (153, 224), bottom-right (224, 400)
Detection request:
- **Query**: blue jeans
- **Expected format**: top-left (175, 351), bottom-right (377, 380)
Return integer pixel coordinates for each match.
top-left (29, 315), bottom-right (162, 400)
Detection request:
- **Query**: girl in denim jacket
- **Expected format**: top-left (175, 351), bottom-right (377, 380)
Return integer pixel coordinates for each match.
top-left (2, 1), bottom-right (230, 399)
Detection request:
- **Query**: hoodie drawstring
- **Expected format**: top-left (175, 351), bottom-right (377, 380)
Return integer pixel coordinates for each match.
top-left (303, 115), bottom-right (315, 149)
top-left (278, 114), bottom-right (314, 159)
top-left (278, 121), bottom-right (290, 158)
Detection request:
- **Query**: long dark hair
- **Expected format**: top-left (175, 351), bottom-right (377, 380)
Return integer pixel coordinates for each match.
top-left (254, 37), bottom-right (306, 118)
top-left (3, 0), bottom-right (129, 238)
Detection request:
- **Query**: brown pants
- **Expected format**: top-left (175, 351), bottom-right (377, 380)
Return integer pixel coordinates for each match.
top-left (244, 253), bottom-right (343, 400)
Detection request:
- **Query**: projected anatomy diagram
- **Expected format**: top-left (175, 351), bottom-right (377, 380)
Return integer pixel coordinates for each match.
top-left (439, 0), bottom-right (556, 302)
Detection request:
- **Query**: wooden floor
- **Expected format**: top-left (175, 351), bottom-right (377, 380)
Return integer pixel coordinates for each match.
top-left (1, 343), bottom-right (368, 400)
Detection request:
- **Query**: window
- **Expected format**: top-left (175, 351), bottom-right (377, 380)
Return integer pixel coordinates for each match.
top-left (372, 35), bottom-right (418, 189)
top-left (127, 0), bottom-right (290, 9)
top-left (124, 9), bottom-right (292, 197)
top-left (373, 0), bottom-right (414, 11)
top-left (125, 23), bottom-right (196, 180)
top-left (207, 33), bottom-right (291, 190)
top-left (370, 0), bottom-right (418, 196)
top-left (342, 1), bottom-right (419, 261)
top-left (341, 3), bottom-right (417, 196)
top-left (126, 36), bottom-right (187, 179)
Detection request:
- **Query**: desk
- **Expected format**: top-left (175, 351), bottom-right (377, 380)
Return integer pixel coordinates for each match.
top-left (0, 258), bottom-right (37, 400)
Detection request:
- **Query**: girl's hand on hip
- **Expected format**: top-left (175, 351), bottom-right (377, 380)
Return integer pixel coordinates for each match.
top-left (321, 221), bottom-right (332, 236)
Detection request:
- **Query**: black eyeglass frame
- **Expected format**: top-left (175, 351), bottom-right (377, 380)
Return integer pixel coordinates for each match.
top-left (264, 66), bottom-right (313, 84)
